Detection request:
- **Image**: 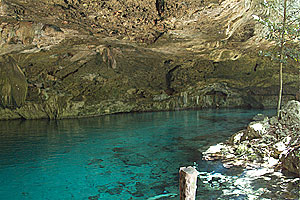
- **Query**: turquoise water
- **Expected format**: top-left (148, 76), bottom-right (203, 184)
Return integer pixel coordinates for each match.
top-left (0, 109), bottom-right (277, 200)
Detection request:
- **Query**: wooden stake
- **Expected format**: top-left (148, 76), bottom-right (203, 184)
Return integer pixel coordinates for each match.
top-left (179, 166), bottom-right (199, 200)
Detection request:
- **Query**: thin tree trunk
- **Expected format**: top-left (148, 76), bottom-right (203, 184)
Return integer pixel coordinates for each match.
top-left (277, 0), bottom-right (287, 117)
top-left (277, 62), bottom-right (283, 117)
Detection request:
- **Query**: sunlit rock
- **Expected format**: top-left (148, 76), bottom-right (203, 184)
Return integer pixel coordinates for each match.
top-left (231, 131), bottom-right (244, 144)
top-left (275, 142), bottom-right (286, 152)
top-left (240, 121), bottom-right (268, 141)
top-left (262, 157), bottom-right (278, 168)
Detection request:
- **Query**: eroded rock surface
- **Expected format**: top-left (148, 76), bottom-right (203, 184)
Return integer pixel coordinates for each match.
top-left (0, 55), bottom-right (27, 108)
top-left (0, 0), bottom-right (299, 119)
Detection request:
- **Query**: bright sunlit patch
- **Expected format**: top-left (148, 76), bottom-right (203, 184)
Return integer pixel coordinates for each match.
top-left (244, 168), bottom-right (274, 178)
top-left (275, 142), bottom-right (286, 152)
top-left (250, 123), bottom-right (265, 133)
top-left (233, 131), bottom-right (244, 144)
top-left (198, 168), bottom-right (273, 200)
top-left (204, 143), bottom-right (226, 154)
top-left (147, 193), bottom-right (177, 200)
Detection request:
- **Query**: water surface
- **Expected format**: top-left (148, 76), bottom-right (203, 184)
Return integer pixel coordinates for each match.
top-left (1, 108), bottom-right (289, 200)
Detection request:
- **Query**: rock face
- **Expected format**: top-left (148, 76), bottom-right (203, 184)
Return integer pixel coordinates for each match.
top-left (0, 0), bottom-right (299, 119)
top-left (279, 100), bottom-right (300, 126)
top-left (0, 55), bottom-right (27, 108)
top-left (278, 101), bottom-right (300, 176)
top-left (203, 100), bottom-right (300, 177)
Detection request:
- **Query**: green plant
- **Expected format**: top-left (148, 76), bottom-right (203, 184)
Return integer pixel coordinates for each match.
top-left (253, 0), bottom-right (300, 117)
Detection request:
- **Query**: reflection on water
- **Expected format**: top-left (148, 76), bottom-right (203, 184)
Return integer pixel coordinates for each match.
top-left (1, 108), bottom-right (291, 200)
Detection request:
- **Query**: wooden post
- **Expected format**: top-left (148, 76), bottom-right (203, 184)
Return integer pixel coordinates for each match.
top-left (179, 166), bottom-right (199, 200)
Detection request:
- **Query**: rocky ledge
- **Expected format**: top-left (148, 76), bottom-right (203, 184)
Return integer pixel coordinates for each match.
top-left (203, 100), bottom-right (300, 178)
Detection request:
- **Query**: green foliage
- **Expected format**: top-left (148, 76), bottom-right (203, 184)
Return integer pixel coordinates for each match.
top-left (254, 0), bottom-right (300, 63)
top-left (254, 0), bottom-right (299, 115)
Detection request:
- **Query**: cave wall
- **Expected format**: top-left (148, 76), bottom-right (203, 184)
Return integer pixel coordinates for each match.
top-left (0, 0), bottom-right (299, 120)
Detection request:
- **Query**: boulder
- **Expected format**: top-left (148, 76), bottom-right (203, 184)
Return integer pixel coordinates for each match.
top-left (240, 121), bottom-right (268, 141)
top-left (279, 100), bottom-right (300, 126)
top-left (280, 147), bottom-right (300, 177)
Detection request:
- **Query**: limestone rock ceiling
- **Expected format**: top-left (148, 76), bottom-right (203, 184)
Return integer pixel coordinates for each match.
top-left (0, 0), bottom-right (266, 61)
top-left (0, 0), bottom-right (299, 119)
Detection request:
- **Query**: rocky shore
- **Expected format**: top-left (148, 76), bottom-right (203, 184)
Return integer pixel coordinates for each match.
top-left (201, 100), bottom-right (300, 198)
top-left (203, 100), bottom-right (300, 177)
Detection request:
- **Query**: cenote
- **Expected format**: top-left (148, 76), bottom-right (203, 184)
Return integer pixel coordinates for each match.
top-left (2, 108), bottom-right (298, 200)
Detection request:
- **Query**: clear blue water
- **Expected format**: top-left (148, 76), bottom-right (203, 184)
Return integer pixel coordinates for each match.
top-left (0, 109), bottom-right (278, 200)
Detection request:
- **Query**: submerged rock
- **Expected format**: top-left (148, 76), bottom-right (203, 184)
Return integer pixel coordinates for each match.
top-left (252, 113), bottom-right (266, 121)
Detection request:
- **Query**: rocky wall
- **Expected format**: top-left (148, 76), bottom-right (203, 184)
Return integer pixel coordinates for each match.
top-left (0, 0), bottom-right (299, 120)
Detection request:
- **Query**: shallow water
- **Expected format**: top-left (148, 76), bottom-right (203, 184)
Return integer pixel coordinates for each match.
top-left (1, 108), bottom-right (296, 200)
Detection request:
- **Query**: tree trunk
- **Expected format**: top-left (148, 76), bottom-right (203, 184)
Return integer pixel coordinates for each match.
top-left (277, 0), bottom-right (287, 117)
top-left (277, 62), bottom-right (283, 117)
